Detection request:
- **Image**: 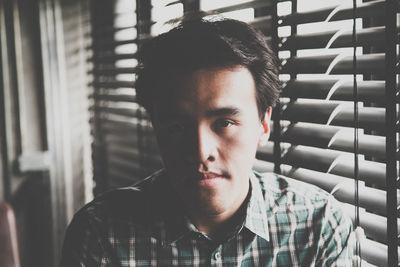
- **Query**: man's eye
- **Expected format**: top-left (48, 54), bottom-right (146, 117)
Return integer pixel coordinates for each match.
top-left (215, 119), bottom-right (234, 128)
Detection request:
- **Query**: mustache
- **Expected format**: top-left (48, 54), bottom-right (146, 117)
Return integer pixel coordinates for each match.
top-left (186, 171), bottom-right (228, 180)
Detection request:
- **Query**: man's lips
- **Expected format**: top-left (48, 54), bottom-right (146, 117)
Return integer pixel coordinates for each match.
top-left (193, 172), bottom-right (226, 180)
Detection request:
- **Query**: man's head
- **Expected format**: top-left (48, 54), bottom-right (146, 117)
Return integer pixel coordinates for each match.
top-left (135, 18), bottom-right (280, 225)
top-left (136, 18), bottom-right (280, 120)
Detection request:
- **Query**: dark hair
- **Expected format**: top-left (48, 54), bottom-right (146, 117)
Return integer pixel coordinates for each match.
top-left (135, 18), bottom-right (280, 120)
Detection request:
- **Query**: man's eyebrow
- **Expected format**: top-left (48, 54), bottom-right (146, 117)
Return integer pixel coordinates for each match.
top-left (155, 106), bottom-right (241, 121)
top-left (205, 107), bottom-right (241, 117)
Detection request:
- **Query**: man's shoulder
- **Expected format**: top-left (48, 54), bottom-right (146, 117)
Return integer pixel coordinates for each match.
top-left (254, 171), bottom-right (352, 233)
top-left (255, 172), bottom-right (346, 216)
top-left (257, 172), bottom-right (331, 202)
top-left (253, 173), bottom-right (354, 265)
top-left (73, 170), bottom-right (165, 224)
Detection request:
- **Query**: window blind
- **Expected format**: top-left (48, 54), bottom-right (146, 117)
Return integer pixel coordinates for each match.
top-left (253, 1), bottom-right (398, 266)
top-left (89, 0), bottom-right (182, 192)
top-left (89, 0), bottom-right (399, 265)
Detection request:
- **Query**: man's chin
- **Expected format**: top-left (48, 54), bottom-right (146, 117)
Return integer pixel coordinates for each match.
top-left (182, 191), bottom-right (232, 213)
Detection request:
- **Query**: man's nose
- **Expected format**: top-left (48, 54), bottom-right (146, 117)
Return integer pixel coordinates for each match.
top-left (185, 125), bottom-right (216, 165)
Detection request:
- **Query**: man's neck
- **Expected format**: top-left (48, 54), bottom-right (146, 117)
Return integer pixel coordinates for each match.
top-left (186, 185), bottom-right (251, 241)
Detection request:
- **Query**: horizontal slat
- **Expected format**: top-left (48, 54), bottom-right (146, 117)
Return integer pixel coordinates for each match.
top-left (331, 182), bottom-right (386, 216)
top-left (283, 145), bottom-right (339, 172)
top-left (328, 159), bottom-right (386, 188)
top-left (91, 53), bottom-right (138, 62)
top-left (108, 169), bottom-right (141, 188)
top-left (108, 154), bottom-right (141, 173)
top-left (281, 165), bottom-right (348, 191)
top-left (92, 93), bottom-right (136, 103)
top-left (281, 53), bottom-right (387, 75)
top-left (105, 137), bottom-right (158, 154)
top-left (167, 0), bottom-right (288, 7)
top-left (92, 25), bottom-right (128, 36)
top-left (341, 204), bottom-right (400, 246)
top-left (257, 143), bottom-right (339, 172)
top-left (94, 118), bottom-right (153, 135)
top-left (250, 16), bottom-right (273, 32)
top-left (356, 212), bottom-right (389, 250)
top-left (282, 101), bottom-right (337, 122)
top-left (92, 34), bottom-right (152, 48)
top-left (360, 238), bottom-right (392, 267)
top-left (91, 67), bottom-right (138, 75)
top-left (252, 159), bottom-right (274, 173)
top-left (105, 133), bottom-right (140, 148)
top-left (108, 167), bottom-right (161, 189)
top-left (93, 38), bottom-right (138, 47)
top-left (257, 144), bottom-right (386, 188)
top-left (282, 80), bottom-right (386, 103)
top-left (107, 160), bottom-right (162, 187)
top-left (203, 0), bottom-right (273, 14)
top-left (93, 19), bottom-right (154, 35)
top-left (106, 134), bottom-right (158, 154)
top-left (330, 107), bottom-right (385, 130)
top-left (93, 106), bottom-right (136, 117)
top-left (281, 123), bottom-right (337, 148)
top-left (108, 149), bottom-right (161, 171)
top-left (108, 145), bottom-right (140, 160)
top-left (135, 20), bottom-right (156, 28)
top-left (101, 119), bottom-right (153, 136)
top-left (282, 122), bottom-right (386, 158)
top-left (165, 0), bottom-right (183, 6)
top-left (280, 26), bottom-right (389, 50)
top-left (93, 25), bottom-right (137, 35)
top-left (256, 141), bottom-right (277, 162)
top-left (328, 132), bottom-right (385, 159)
top-left (166, 0), bottom-right (273, 27)
top-left (282, 101), bottom-right (386, 132)
top-left (279, 0), bottom-right (384, 26)
top-left (110, 163), bottom-right (162, 180)
top-left (92, 81), bottom-right (136, 89)
top-left (356, 260), bottom-right (377, 267)
top-left (108, 142), bottom-right (159, 159)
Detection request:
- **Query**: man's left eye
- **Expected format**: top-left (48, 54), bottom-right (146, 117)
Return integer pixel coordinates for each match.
top-left (215, 119), bottom-right (233, 128)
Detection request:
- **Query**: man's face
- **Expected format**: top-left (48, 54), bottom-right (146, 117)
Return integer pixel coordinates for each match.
top-left (152, 66), bottom-right (270, 216)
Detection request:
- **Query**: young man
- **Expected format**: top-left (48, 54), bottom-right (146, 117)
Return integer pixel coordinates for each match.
top-left (61, 18), bottom-right (353, 266)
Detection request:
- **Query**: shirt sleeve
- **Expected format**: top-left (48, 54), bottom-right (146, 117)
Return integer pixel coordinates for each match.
top-left (315, 196), bottom-right (354, 267)
top-left (60, 210), bottom-right (110, 267)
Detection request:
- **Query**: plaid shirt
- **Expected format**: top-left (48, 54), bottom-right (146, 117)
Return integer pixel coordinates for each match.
top-left (61, 170), bottom-right (353, 266)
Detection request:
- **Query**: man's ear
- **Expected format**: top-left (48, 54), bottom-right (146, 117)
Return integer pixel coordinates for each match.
top-left (258, 107), bottom-right (272, 147)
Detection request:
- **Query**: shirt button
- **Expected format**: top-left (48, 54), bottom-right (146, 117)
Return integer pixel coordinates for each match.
top-left (214, 251), bottom-right (221, 261)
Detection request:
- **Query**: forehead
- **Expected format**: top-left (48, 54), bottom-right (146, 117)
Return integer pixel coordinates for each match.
top-left (152, 66), bottom-right (257, 118)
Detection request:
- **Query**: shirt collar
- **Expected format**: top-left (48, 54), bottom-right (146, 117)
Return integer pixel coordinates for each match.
top-left (243, 173), bottom-right (270, 241)
top-left (155, 170), bottom-right (271, 245)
